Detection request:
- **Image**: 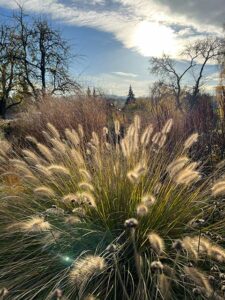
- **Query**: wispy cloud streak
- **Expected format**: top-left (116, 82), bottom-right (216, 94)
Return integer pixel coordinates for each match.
top-left (0, 0), bottom-right (223, 57)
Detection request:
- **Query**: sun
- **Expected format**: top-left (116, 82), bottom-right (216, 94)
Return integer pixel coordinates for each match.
top-left (132, 21), bottom-right (177, 57)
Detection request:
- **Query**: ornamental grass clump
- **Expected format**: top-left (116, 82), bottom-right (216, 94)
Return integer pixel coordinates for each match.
top-left (0, 116), bottom-right (225, 299)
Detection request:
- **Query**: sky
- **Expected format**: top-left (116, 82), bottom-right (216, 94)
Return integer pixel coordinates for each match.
top-left (0, 0), bottom-right (224, 96)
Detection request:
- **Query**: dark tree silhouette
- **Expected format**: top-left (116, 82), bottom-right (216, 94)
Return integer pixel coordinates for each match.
top-left (150, 36), bottom-right (223, 110)
top-left (0, 5), bottom-right (80, 118)
top-left (125, 85), bottom-right (136, 105)
top-left (0, 25), bottom-right (23, 117)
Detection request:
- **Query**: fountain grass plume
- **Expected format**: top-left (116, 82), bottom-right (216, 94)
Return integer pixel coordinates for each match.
top-left (0, 116), bottom-right (225, 299)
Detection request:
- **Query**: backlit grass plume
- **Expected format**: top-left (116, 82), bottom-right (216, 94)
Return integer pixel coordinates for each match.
top-left (0, 117), bottom-right (225, 299)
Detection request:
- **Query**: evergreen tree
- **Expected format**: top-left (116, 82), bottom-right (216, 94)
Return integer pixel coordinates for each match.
top-left (125, 85), bottom-right (135, 105)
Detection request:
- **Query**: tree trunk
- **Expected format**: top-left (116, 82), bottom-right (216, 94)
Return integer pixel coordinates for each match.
top-left (40, 33), bottom-right (46, 95)
top-left (0, 99), bottom-right (7, 119)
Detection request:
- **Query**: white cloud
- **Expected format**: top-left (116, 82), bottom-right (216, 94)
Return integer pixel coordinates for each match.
top-left (0, 0), bottom-right (222, 96)
top-left (0, 0), bottom-right (223, 58)
top-left (112, 72), bottom-right (138, 78)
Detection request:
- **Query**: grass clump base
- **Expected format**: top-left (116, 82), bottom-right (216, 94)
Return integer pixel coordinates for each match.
top-left (0, 116), bottom-right (225, 299)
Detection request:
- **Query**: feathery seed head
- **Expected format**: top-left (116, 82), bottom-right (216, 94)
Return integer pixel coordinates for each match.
top-left (134, 115), bottom-right (141, 131)
top-left (65, 128), bottom-right (80, 147)
top-left (11, 158), bottom-right (27, 167)
top-left (183, 236), bottom-right (212, 258)
top-left (37, 143), bottom-right (54, 162)
top-left (0, 140), bottom-right (11, 157)
top-left (153, 182), bottom-right (162, 194)
top-left (102, 127), bottom-right (109, 137)
top-left (212, 180), bottom-right (225, 196)
top-left (158, 133), bottom-right (167, 148)
top-left (184, 267), bottom-right (213, 297)
top-left (70, 255), bottom-right (106, 286)
top-left (26, 135), bottom-right (38, 144)
top-left (104, 142), bottom-right (112, 151)
top-left (51, 138), bottom-right (67, 153)
top-left (148, 232), bottom-right (165, 255)
top-left (152, 132), bottom-right (162, 145)
top-left (167, 156), bottom-right (189, 177)
top-left (182, 237), bottom-right (199, 260)
top-left (72, 207), bottom-right (86, 218)
top-left (150, 261), bottom-right (164, 273)
top-left (127, 171), bottom-right (139, 183)
top-left (78, 182), bottom-right (94, 192)
top-left (209, 245), bottom-right (225, 263)
top-left (141, 124), bottom-right (153, 146)
top-left (184, 133), bottom-right (199, 150)
top-left (79, 169), bottom-right (92, 181)
top-left (158, 274), bottom-right (171, 299)
top-left (141, 194), bottom-right (156, 207)
top-left (137, 204), bottom-right (148, 217)
top-left (24, 174), bottom-right (39, 184)
top-left (45, 206), bottom-right (64, 216)
top-left (13, 162), bottom-right (33, 177)
top-left (77, 192), bottom-right (96, 207)
top-left (114, 120), bottom-right (120, 135)
top-left (91, 132), bottom-right (100, 146)
top-left (121, 138), bottom-right (131, 158)
top-left (78, 124), bottom-right (84, 138)
top-left (127, 123), bottom-right (135, 136)
top-left (70, 149), bottom-right (85, 167)
top-left (65, 216), bottom-right (81, 225)
top-left (47, 123), bottom-right (60, 139)
top-left (22, 149), bottom-right (40, 164)
top-left (34, 186), bottom-right (55, 198)
top-left (19, 216), bottom-right (51, 232)
top-left (127, 162), bottom-right (146, 183)
top-left (48, 164), bottom-right (70, 176)
top-left (42, 130), bottom-right (52, 143)
top-left (124, 218), bottom-right (138, 228)
top-left (174, 168), bottom-right (201, 185)
top-left (63, 194), bottom-right (80, 204)
top-left (161, 119), bottom-right (173, 134)
top-left (35, 164), bottom-right (52, 177)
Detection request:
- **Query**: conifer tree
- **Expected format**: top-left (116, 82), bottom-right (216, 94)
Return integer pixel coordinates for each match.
top-left (125, 85), bottom-right (135, 105)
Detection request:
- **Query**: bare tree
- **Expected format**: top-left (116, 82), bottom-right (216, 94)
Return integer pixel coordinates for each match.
top-left (150, 37), bottom-right (223, 110)
top-left (29, 18), bottom-right (80, 96)
top-left (218, 25), bottom-right (225, 85)
top-left (12, 6), bottom-right (80, 98)
top-left (150, 53), bottom-right (197, 111)
top-left (13, 6), bottom-right (38, 98)
top-left (0, 24), bottom-right (23, 117)
top-left (183, 37), bottom-right (222, 106)
top-left (0, 6), bottom-right (81, 118)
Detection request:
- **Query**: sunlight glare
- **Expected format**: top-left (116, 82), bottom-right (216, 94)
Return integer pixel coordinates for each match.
top-left (132, 21), bottom-right (177, 57)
